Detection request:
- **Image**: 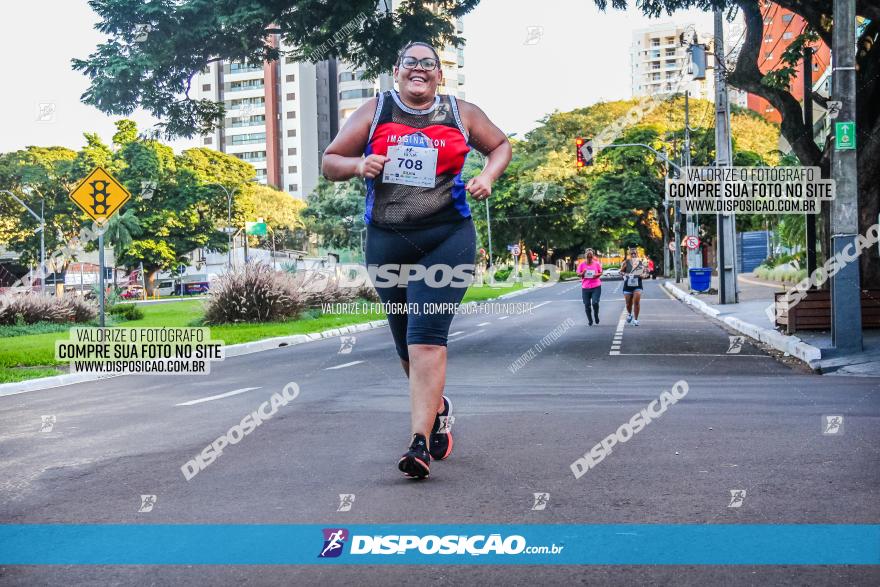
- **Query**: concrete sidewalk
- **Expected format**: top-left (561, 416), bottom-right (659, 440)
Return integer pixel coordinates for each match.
top-left (663, 273), bottom-right (880, 376)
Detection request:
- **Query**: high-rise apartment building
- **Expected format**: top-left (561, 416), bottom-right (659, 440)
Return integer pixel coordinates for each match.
top-left (630, 22), bottom-right (714, 101)
top-left (195, 39), bottom-right (322, 201)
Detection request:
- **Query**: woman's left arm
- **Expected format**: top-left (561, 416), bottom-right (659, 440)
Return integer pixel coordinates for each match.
top-left (459, 100), bottom-right (512, 199)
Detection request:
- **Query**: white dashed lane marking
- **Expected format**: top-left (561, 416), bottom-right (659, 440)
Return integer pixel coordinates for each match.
top-left (176, 387), bottom-right (261, 406)
top-left (324, 361), bottom-right (364, 370)
top-left (609, 310), bottom-right (627, 356)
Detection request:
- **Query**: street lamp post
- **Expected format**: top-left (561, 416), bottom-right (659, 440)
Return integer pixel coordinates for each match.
top-left (208, 183), bottom-right (234, 269)
top-left (2, 188), bottom-right (46, 295)
top-left (209, 180), bottom-right (258, 269)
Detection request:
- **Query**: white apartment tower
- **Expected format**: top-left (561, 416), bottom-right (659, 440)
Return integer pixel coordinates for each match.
top-left (195, 41), bottom-right (321, 201)
top-left (630, 22), bottom-right (714, 100)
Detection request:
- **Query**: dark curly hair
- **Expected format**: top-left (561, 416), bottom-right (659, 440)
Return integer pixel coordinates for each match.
top-left (395, 41), bottom-right (442, 68)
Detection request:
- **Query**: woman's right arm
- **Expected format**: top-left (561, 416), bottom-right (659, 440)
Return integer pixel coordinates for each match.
top-left (321, 98), bottom-right (388, 181)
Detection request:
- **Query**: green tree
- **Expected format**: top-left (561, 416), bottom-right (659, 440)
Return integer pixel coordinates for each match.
top-left (239, 183), bottom-right (307, 251)
top-left (0, 146), bottom-right (80, 274)
top-left (73, 0), bottom-right (477, 137)
top-left (470, 97), bottom-right (781, 265)
top-left (303, 178), bottom-right (365, 251)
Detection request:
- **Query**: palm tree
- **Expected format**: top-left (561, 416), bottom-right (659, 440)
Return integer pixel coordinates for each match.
top-left (103, 209), bottom-right (142, 286)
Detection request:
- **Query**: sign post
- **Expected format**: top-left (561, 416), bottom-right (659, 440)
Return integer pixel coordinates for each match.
top-left (69, 167), bottom-right (131, 327)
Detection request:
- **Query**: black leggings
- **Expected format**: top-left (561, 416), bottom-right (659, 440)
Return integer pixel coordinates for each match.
top-left (365, 218), bottom-right (476, 361)
top-left (582, 286), bottom-right (601, 321)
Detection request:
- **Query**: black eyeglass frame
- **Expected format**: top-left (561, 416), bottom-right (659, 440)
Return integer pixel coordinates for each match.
top-left (399, 56), bottom-right (440, 71)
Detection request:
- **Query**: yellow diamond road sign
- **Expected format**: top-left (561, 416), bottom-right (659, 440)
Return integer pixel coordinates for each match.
top-left (69, 166), bottom-right (131, 223)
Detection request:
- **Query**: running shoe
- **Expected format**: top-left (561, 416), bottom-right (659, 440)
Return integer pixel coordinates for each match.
top-left (429, 396), bottom-right (454, 460)
top-left (626, 313), bottom-right (633, 323)
top-left (398, 433), bottom-right (431, 479)
top-left (633, 319), bottom-right (640, 326)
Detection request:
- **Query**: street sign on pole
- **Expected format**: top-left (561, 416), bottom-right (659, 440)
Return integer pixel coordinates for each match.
top-left (245, 220), bottom-right (268, 236)
top-left (69, 167), bottom-right (131, 223)
top-left (69, 167), bottom-right (130, 326)
top-left (834, 121), bottom-right (856, 150)
top-left (668, 241), bottom-right (676, 252)
top-left (683, 235), bottom-right (700, 250)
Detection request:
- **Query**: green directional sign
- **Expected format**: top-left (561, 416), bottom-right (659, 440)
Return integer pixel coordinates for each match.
top-left (835, 121), bottom-right (856, 150)
top-left (245, 220), bottom-right (267, 236)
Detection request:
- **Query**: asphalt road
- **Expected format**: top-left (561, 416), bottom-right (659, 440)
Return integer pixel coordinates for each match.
top-left (1, 280), bottom-right (878, 585)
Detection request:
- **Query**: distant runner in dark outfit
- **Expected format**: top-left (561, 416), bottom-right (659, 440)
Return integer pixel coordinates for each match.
top-left (321, 41), bottom-right (511, 479)
top-left (621, 247), bottom-right (646, 326)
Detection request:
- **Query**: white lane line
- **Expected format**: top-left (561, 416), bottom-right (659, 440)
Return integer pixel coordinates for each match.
top-left (477, 322), bottom-right (491, 327)
top-left (176, 387), bottom-right (261, 406)
top-left (615, 353), bottom-right (771, 358)
top-left (532, 301), bottom-right (551, 309)
top-left (324, 360), bottom-right (365, 370)
top-left (610, 309), bottom-right (628, 356)
top-left (448, 331), bottom-right (465, 337)
top-left (448, 329), bottom-right (486, 342)
top-left (499, 316), bottom-right (510, 320)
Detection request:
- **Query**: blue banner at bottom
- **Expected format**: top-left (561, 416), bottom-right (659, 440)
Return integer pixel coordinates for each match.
top-left (0, 524), bottom-right (878, 565)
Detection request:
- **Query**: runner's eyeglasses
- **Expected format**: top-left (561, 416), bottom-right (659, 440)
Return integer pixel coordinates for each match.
top-left (400, 56), bottom-right (439, 70)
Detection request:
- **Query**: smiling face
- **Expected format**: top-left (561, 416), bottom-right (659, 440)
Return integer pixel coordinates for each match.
top-left (394, 44), bottom-right (443, 102)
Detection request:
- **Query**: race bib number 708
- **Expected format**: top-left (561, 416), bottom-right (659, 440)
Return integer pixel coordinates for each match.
top-left (383, 144), bottom-right (438, 188)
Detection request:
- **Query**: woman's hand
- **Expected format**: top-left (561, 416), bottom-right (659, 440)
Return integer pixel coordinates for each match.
top-left (356, 154), bottom-right (390, 179)
top-left (466, 174), bottom-right (493, 200)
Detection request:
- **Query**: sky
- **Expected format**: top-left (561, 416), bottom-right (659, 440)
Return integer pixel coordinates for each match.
top-left (0, 0), bottom-right (715, 153)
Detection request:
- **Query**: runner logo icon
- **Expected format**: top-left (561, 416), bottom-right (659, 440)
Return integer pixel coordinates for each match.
top-left (318, 528), bottom-right (349, 558)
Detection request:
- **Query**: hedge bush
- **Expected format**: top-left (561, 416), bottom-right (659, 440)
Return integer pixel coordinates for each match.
top-left (0, 294), bottom-right (97, 325)
top-left (108, 303), bottom-right (145, 321)
top-left (754, 264), bottom-right (808, 284)
top-left (203, 263), bottom-right (306, 324)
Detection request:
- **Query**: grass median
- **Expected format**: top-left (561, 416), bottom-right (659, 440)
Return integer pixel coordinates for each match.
top-left (0, 282), bottom-right (528, 384)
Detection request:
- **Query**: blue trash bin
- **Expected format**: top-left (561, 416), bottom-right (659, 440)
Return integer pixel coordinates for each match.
top-left (688, 268), bottom-right (712, 292)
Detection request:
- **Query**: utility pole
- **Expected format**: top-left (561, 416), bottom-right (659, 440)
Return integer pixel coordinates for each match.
top-left (830, 0), bottom-right (862, 353)
top-left (803, 46), bottom-right (818, 280)
top-left (666, 146), bottom-right (682, 283)
top-left (714, 9), bottom-right (737, 303)
top-left (684, 91), bottom-right (701, 269)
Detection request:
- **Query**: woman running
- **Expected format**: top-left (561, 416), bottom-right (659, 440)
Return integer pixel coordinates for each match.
top-left (576, 249), bottom-right (602, 326)
top-left (322, 41), bottom-right (512, 479)
top-left (620, 247), bottom-right (646, 326)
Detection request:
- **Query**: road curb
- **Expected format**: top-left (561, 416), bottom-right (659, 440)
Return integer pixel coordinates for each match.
top-left (0, 286), bottom-right (543, 396)
top-left (662, 281), bottom-right (822, 368)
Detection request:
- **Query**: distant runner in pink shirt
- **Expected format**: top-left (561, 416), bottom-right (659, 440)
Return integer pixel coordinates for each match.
top-left (576, 248), bottom-right (603, 326)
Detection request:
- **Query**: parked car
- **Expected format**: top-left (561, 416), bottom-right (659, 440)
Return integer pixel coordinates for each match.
top-left (120, 285), bottom-right (144, 300)
top-left (601, 268), bottom-right (622, 280)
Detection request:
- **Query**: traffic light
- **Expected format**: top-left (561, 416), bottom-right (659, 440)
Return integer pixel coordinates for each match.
top-left (576, 137), bottom-right (594, 168)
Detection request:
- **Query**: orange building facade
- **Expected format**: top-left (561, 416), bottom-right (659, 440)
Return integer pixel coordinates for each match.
top-left (746, 1), bottom-right (830, 123)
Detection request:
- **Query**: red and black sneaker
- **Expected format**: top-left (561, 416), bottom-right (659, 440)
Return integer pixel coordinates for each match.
top-left (429, 396), bottom-right (454, 461)
top-left (398, 433), bottom-right (431, 479)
